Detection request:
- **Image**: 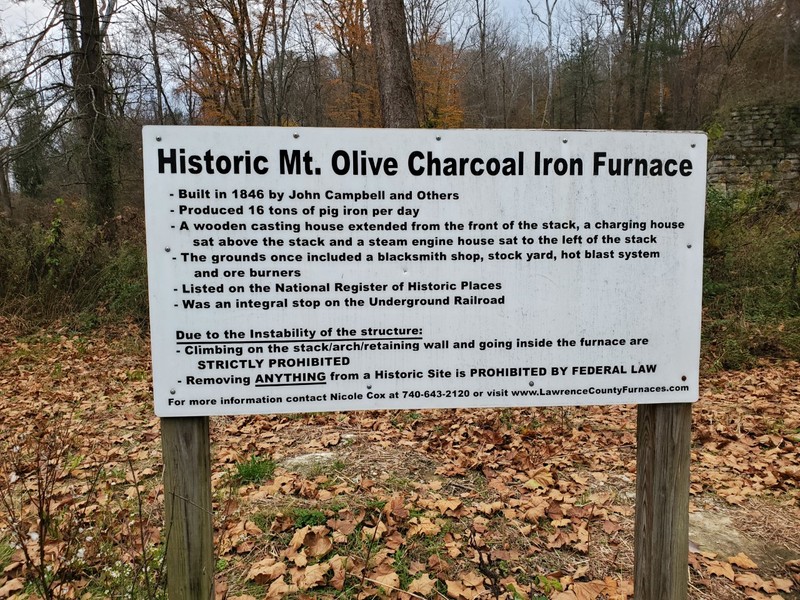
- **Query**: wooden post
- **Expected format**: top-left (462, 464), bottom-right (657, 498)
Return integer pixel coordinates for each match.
top-left (162, 417), bottom-right (215, 599)
top-left (634, 403), bottom-right (692, 600)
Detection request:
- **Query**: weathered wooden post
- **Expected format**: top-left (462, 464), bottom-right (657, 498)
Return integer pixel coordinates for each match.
top-left (635, 403), bottom-right (692, 600)
top-left (161, 417), bottom-right (214, 599)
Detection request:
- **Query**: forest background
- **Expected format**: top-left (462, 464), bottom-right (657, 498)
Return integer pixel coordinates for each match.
top-left (1, 0), bottom-right (799, 368)
top-left (0, 0), bottom-right (800, 598)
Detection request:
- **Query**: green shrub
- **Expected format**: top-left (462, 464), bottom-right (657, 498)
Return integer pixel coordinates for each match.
top-left (0, 202), bottom-right (149, 325)
top-left (703, 184), bottom-right (800, 368)
top-left (80, 242), bottom-right (149, 320)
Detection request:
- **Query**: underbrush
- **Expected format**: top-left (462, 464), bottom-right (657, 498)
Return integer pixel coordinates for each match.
top-left (0, 413), bottom-right (165, 599)
top-left (0, 199), bottom-right (149, 329)
top-left (703, 185), bottom-right (800, 369)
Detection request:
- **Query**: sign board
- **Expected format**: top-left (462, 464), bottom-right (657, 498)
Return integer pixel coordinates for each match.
top-left (143, 126), bottom-right (706, 416)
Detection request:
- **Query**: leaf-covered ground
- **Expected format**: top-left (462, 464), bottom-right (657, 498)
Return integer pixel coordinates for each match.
top-left (0, 319), bottom-right (798, 599)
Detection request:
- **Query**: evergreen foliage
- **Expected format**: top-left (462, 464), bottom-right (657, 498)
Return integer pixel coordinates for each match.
top-left (10, 91), bottom-right (49, 200)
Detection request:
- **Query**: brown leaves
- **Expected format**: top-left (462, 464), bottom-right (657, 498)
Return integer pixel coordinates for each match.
top-left (0, 578), bottom-right (24, 598)
top-left (704, 554), bottom-right (797, 597)
top-left (265, 576), bottom-right (298, 599)
top-left (318, 432), bottom-right (341, 448)
top-left (368, 568), bottom-right (401, 594)
top-left (407, 573), bottom-right (436, 595)
top-left (435, 498), bottom-right (465, 516)
top-left (284, 526), bottom-right (334, 567)
top-left (305, 528), bottom-right (334, 558)
top-left (729, 552), bottom-right (759, 569)
top-left (2, 325), bottom-right (800, 600)
top-left (553, 579), bottom-right (629, 600)
top-left (296, 561), bottom-right (330, 589)
top-left (246, 557), bottom-right (286, 584)
top-left (443, 580), bottom-right (474, 600)
top-left (328, 555), bottom-right (349, 591)
top-left (523, 466), bottom-right (556, 490)
top-left (572, 580), bottom-right (610, 600)
top-left (707, 560), bottom-right (736, 581)
top-left (407, 517), bottom-right (441, 537)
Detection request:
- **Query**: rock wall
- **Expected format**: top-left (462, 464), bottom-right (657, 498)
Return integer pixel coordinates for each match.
top-left (707, 104), bottom-right (800, 195)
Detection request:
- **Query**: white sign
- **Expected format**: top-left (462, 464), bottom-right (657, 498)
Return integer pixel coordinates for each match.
top-left (143, 126), bottom-right (706, 416)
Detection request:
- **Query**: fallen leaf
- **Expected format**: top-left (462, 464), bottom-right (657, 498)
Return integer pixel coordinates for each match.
top-left (304, 529), bottom-right (333, 558)
top-left (524, 499), bottom-right (548, 522)
top-left (735, 572), bottom-right (774, 593)
top-left (408, 518), bottom-right (441, 537)
top-left (329, 554), bottom-right (359, 590)
top-left (328, 512), bottom-right (360, 536)
top-left (573, 580), bottom-right (607, 600)
top-left (779, 465), bottom-right (800, 480)
top-left (408, 573), bottom-right (437, 595)
top-left (573, 565), bottom-right (590, 580)
top-left (321, 432), bottom-right (340, 447)
top-left (436, 498), bottom-right (463, 516)
top-left (707, 561), bottom-right (735, 581)
top-left (330, 565), bottom-right (346, 590)
top-left (729, 552), bottom-right (759, 569)
top-left (0, 578), bottom-right (24, 597)
top-left (230, 531), bottom-right (254, 550)
top-left (371, 570), bottom-right (401, 593)
top-left (246, 557), bottom-right (286, 584)
top-left (446, 579), bottom-right (478, 600)
top-left (298, 562), bottom-right (329, 590)
top-left (525, 466), bottom-right (555, 489)
top-left (361, 520), bottom-right (387, 541)
top-left (288, 526), bottom-right (311, 551)
top-left (603, 520), bottom-right (622, 535)
top-left (387, 494), bottom-right (410, 519)
top-left (291, 549), bottom-right (308, 567)
top-left (265, 577), bottom-right (298, 599)
top-left (461, 571), bottom-right (484, 588)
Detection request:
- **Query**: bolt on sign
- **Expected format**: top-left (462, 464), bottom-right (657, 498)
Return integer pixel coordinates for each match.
top-left (143, 127), bottom-right (706, 416)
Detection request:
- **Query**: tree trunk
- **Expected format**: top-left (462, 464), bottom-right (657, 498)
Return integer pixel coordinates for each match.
top-left (0, 152), bottom-right (11, 219)
top-left (138, 0), bottom-right (172, 124)
top-left (236, 0), bottom-right (253, 124)
top-left (66, 0), bottom-right (117, 228)
top-left (478, 0), bottom-right (488, 127)
top-left (367, 0), bottom-right (418, 128)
